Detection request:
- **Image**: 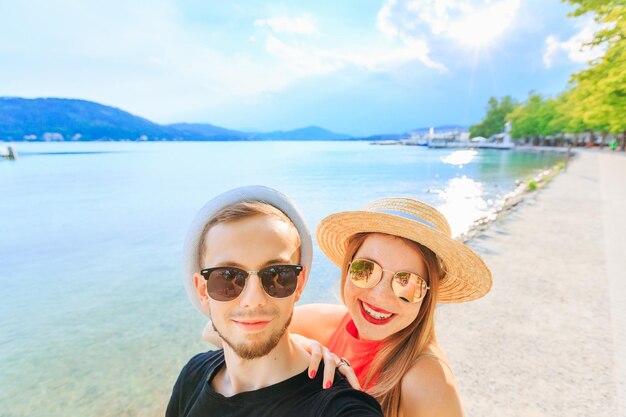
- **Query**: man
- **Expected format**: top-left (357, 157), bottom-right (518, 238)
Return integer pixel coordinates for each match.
top-left (167, 186), bottom-right (383, 417)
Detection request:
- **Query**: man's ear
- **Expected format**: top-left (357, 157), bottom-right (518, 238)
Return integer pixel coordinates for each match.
top-left (194, 273), bottom-right (210, 308)
top-left (294, 266), bottom-right (306, 302)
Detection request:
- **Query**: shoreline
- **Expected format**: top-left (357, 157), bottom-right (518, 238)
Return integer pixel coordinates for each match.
top-left (456, 155), bottom-right (567, 243)
top-left (438, 149), bottom-right (624, 416)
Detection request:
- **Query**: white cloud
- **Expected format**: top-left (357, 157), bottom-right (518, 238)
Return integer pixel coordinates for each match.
top-left (264, 35), bottom-right (344, 75)
top-left (255, 15), bottom-right (318, 35)
top-left (2, 0), bottom-right (449, 125)
top-left (262, 34), bottom-right (447, 76)
top-left (0, 0), bottom-right (301, 122)
top-left (376, 0), bottom-right (520, 48)
top-left (0, 0), bottom-right (527, 127)
top-left (1, 0), bottom-right (461, 126)
top-left (255, 5), bottom-right (450, 78)
top-left (377, 0), bottom-right (400, 39)
top-left (543, 19), bottom-right (606, 68)
top-left (375, 0), bottom-right (449, 68)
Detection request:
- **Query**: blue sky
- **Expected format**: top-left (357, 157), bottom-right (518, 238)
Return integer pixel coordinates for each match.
top-left (0, 0), bottom-right (604, 136)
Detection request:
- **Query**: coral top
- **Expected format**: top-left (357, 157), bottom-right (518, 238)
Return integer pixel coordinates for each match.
top-left (327, 313), bottom-right (384, 389)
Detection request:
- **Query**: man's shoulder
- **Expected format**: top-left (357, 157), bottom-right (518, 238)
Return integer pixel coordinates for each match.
top-left (184, 349), bottom-right (224, 367)
top-left (315, 374), bottom-right (383, 417)
top-left (267, 368), bottom-right (383, 417)
top-left (166, 350), bottom-right (224, 417)
top-left (178, 349), bottom-right (224, 383)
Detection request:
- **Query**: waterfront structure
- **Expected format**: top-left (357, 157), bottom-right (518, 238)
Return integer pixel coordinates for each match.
top-left (0, 145), bottom-right (17, 160)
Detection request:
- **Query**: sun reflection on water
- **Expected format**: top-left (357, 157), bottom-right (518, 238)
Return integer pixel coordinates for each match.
top-left (441, 150), bottom-right (478, 167)
top-left (435, 175), bottom-right (492, 237)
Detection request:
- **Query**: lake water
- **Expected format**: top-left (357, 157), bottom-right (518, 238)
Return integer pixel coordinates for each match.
top-left (0, 141), bottom-right (563, 416)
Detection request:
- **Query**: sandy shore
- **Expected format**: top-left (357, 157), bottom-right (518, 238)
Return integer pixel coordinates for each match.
top-left (437, 150), bottom-right (625, 417)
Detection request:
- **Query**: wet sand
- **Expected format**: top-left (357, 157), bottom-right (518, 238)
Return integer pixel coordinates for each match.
top-left (437, 150), bottom-right (625, 417)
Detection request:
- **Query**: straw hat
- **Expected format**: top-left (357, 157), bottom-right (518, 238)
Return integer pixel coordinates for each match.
top-left (316, 197), bottom-right (491, 303)
top-left (183, 185), bottom-right (313, 317)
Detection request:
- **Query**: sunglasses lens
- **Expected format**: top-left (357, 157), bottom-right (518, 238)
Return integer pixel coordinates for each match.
top-left (205, 267), bottom-right (247, 301)
top-left (391, 272), bottom-right (427, 303)
top-left (348, 259), bottom-right (379, 288)
top-left (259, 265), bottom-right (300, 298)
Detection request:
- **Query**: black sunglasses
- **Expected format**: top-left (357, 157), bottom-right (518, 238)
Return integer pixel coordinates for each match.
top-left (200, 264), bottom-right (303, 301)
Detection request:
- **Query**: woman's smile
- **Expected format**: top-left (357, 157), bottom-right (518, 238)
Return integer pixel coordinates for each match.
top-left (359, 300), bottom-right (395, 324)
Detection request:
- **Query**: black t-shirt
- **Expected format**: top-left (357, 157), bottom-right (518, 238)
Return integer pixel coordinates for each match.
top-left (166, 350), bottom-right (383, 417)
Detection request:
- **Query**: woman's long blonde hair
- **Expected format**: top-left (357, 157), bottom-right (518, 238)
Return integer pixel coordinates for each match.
top-left (340, 232), bottom-right (444, 417)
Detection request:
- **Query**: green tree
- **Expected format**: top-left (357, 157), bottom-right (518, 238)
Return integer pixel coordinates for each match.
top-left (469, 96), bottom-right (518, 138)
top-left (550, 90), bottom-right (588, 135)
top-left (508, 93), bottom-right (560, 144)
top-left (563, 0), bottom-right (626, 148)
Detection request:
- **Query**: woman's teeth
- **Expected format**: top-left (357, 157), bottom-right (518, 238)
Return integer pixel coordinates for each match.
top-left (362, 302), bottom-right (393, 320)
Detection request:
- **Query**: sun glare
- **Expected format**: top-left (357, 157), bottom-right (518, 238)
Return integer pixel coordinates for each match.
top-left (449, 0), bottom-right (520, 49)
top-left (442, 150), bottom-right (478, 167)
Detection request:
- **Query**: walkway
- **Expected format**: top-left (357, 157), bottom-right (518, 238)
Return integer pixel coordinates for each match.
top-left (438, 150), bottom-right (625, 417)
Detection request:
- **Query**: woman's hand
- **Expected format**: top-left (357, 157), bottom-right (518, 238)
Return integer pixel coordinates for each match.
top-left (290, 334), bottom-right (361, 391)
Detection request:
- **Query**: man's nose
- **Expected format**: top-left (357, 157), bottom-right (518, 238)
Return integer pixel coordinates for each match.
top-left (239, 273), bottom-right (268, 308)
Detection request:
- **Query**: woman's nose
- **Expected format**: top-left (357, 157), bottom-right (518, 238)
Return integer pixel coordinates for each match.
top-left (369, 272), bottom-right (396, 301)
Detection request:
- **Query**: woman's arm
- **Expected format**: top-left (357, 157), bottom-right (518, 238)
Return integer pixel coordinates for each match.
top-left (289, 303), bottom-right (347, 344)
top-left (289, 303), bottom-right (349, 388)
top-left (400, 357), bottom-right (464, 417)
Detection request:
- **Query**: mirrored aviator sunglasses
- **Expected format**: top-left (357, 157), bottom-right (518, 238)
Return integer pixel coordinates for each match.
top-left (200, 264), bottom-right (303, 301)
top-left (348, 258), bottom-right (429, 303)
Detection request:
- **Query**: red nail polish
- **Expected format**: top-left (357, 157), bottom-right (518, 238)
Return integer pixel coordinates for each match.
top-left (309, 370), bottom-right (316, 378)
top-left (325, 381), bottom-right (332, 388)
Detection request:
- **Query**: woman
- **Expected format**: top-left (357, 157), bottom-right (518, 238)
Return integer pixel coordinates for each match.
top-left (205, 197), bottom-right (492, 416)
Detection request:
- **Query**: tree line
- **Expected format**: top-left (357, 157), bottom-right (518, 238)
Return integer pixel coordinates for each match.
top-left (470, 0), bottom-right (625, 150)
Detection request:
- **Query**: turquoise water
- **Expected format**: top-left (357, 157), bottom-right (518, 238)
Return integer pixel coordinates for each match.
top-left (0, 142), bottom-right (563, 416)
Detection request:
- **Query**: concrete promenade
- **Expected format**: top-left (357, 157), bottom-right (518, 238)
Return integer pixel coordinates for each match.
top-left (437, 150), bottom-right (625, 417)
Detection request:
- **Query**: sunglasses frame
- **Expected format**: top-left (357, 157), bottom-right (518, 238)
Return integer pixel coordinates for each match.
top-left (200, 264), bottom-right (303, 301)
top-left (348, 258), bottom-right (430, 303)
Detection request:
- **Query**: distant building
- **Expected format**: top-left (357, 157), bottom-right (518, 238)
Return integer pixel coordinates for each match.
top-left (43, 132), bottom-right (64, 142)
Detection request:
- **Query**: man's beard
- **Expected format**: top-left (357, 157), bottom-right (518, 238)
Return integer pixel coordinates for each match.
top-left (213, 312), bottom-right (293, 360)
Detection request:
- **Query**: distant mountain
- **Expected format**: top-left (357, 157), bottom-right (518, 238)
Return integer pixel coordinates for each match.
top-left (168, 123), bottom-right (353, 141)
top-left (0, 96), bottom-right (459, 142)
top-left (0, 97), bottom-right (206, 141)
top-left (255, 126), bottom-right (352, 141)
top-left (0, 97), bottom-right (354, 142)
top-left (353, 133), bottom-right (406, 141)
top-left (168, 122), bottom-right (251, 141)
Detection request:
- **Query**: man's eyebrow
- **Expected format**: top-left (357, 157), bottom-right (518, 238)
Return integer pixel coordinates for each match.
top-left (263, 258), bottom-right (293, 266)
top-left (211, 261), bottom-right (246, 269)
top-left (211, 259), bottom-right (294, 269)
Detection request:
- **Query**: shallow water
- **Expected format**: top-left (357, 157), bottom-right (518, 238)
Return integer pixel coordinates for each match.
top-left (0, 141), bottom-right (563, 416)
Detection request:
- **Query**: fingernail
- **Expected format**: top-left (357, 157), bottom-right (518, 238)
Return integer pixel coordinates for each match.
top-left (325, 381), bottom-right (332, 389)
top-left (309, 370), bottom-right (316, 378)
